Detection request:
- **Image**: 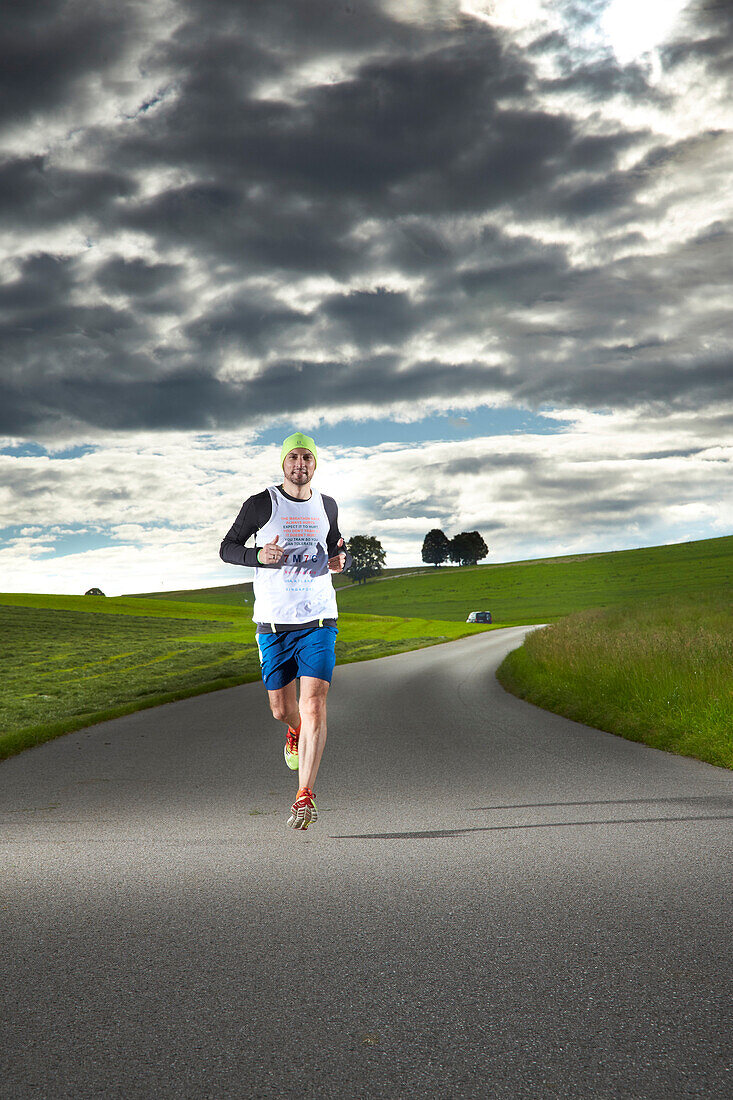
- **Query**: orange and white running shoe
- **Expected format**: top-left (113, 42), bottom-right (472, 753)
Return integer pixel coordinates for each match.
top-left (284, 721), bottom-right (301, 770)
top-left (287, 786), bottom-right (317, 830)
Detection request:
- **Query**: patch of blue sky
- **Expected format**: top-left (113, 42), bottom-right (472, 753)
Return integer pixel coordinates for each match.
top-left (0, 524), bottom-right (116, 558)
top-left (0, 525), bottom-right (44, 546)
top-left (41, 532), bottom-right (118, 558)
top-left (0, 442), bottom-right (96, 459)
top-left (251, 406), bottom-right (572, 450)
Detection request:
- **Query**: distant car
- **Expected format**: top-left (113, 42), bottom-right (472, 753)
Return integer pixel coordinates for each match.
top-left (466, 610), bottom-right (492, 623)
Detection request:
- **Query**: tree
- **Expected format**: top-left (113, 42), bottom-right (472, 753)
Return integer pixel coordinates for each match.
top-left (449, 531), bottom-right (489, 566)
top-left (85, 587), bottom-right (106, 596)
top-left (421, 528), bottom-right (451, 567)
top-left (346, 534), bottom-right (386, 584)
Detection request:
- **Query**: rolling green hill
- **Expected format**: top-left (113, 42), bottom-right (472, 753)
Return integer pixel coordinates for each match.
top-left (130, 565), bottom-right (435, 605)
top-left (134, 535), bottom-right (732, 624)
top-left (335, 536), bottom-right (732, 622)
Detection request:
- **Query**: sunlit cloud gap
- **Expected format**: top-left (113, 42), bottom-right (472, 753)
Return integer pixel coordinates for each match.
top-left (460, 0), bottom-right (690, 62)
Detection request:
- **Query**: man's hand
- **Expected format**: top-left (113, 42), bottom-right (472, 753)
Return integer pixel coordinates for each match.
top-left (258, 534), bottom-right (287, 566)
top-left (328, 537), bottom-right (346, 573)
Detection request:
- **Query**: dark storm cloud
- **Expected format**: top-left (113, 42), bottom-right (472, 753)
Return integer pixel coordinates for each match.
top-left (440, 453), bottom-right (540, 478)
top-left (181, 0), bottom-right (412, 60)
top-left (118, 181), bottom-right (360, 276)
top-left (538, 58), bottom-right (660, 103)
top-left (540, 128), bottom-right (724, 222)
top-left (550, 170), bottom-right (641, 220)
top-left (0, 253), bottom-right (143, 363)
top-left (459, 256), bottom-right (569, 305)
top-left (239, 353), bottom-right (511, 421)
top-left (0, 356), bottom-right (513, 435)
top-left (663, 1), bottom-right (733, 79)
top-left (430, 208), bottom-right (733, 384)
top-left (0, 253), bottom-right (142, 336)
top-left (361, 499), bottom-right (453, 522)
top-left (0, 0), bottom-right (730, 439)
top-left (110, 28), bottom-right (536, 268)
top-left (321, 288), bottom-right (421, 346)
top-left (387, 107), bottom-right (576, 217)
top-left (0, 252), bottom-right (75, 312)
top-left (93, 256), bottom-right (186, 318)
top-left (0, 0), bottom-right (140, 127)
top-left (95, 257), bottom-right (183, 298)
top-left (518, 355), bottom-right (733, 413)
top-left (564, 131), bottom-right (647, 173)
top-left (185, 294), bottom-right (313, 355)
top-left (0, 252), bottom-right (170, 433)
top-left (114, 8), bottom-right (474, 192)
top-left (0, 156), bottom-right (134, 227)
top-left (386, 220), bottom-right (455, 273)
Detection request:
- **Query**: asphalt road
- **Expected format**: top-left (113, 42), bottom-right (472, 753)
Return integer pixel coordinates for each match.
top-left (2, 625), bottom-right (732, 1100)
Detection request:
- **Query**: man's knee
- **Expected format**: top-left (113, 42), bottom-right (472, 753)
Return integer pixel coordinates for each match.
top-left (268, 687), bottom-right (296, 723)
top-left (300, 690), bottom-right (328, 722)
top-left (270, 699), bottom-right (290, 722)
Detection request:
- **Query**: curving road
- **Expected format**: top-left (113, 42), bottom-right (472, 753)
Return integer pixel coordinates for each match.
top-left (2, 625), bottom-right (732, 1099)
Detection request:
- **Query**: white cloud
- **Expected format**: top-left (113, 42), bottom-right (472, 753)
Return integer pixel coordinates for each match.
top-left (2, 409), bottom-right (729, 595)
top-left (459, 0), bottom-right (550, 40)
top-left (601, 0), bottom-right (688, 66)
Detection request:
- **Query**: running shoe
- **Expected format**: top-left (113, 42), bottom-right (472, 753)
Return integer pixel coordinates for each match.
top-left (284, 721), bottom-right (301, 770)
top-left (287, 786), bottom-right (317, 830)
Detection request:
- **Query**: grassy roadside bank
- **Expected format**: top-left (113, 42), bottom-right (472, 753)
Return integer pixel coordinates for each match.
top-left (496, 592), bottom-right (733, 770)
top-left (0, 596), bottom-right (498, 761)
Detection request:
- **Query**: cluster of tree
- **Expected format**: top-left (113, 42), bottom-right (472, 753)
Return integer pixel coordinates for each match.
top-left (340, 527), bottom-right (487, 584)
top-left (421, 529), bottom-right (489, 567)
top-left (345, 534), bottom-right (386, 584)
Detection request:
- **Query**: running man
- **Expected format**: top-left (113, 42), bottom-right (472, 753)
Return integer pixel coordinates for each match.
top-left (219, 432), bottom-right (352, 830)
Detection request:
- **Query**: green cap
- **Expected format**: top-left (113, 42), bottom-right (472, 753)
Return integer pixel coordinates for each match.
top-left (280, 431), bottom-right (317, 468)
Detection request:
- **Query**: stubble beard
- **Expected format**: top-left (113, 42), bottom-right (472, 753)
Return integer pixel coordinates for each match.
top-left (284, 469), bottom-right (313, 493)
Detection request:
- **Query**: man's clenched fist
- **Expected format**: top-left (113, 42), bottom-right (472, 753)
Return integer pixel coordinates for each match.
top-left (258, 534), bottom-right (287, 566)
top-left (328, 537), bottom-right (346, 573)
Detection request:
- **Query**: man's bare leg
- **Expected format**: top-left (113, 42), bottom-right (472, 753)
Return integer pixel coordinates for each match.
top-left (297, 676), bottom-right (330, 792)
top-left (267, 680), bottom-right (300, 731)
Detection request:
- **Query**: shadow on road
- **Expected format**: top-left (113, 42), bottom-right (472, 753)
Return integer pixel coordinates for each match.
top-left (332, 811), bottom-right (733, 841)
top-left (466, 795), bottom-right (733, 811)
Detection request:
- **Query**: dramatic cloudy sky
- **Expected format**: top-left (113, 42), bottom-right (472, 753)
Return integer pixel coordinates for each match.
top-left (1, 0), bottom-right (731, 595)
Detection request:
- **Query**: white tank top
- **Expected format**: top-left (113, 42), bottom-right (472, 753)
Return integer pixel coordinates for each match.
top-left (252, 485), bottom-right (338, 626)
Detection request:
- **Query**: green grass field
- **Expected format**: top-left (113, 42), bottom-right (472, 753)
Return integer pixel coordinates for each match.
top-left (0, 594), bottom-right (493, 760)
top-left (496, 591), bottom-right (733, 769)
top-left (139, 535), bottom-right (733, 623)
top-left (333, 536), bottom-right (732, 622)
top-left (131, 564), bottom-right (434, 605)
top-left (1, 534), bottom-right (731, 766)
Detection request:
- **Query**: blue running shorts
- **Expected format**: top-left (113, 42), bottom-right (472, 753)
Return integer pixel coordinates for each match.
top-left (256, 625), bottom-right (338, 690)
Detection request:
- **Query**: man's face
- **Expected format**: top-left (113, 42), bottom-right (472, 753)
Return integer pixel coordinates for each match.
top-left (283, 448), bottom-right (316, 486)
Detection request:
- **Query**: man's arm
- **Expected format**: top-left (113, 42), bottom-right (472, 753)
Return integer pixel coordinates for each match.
top-left (219, 489), bottom-right (272, 567)
top-left (323, 495), bottom-right (353, 572)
